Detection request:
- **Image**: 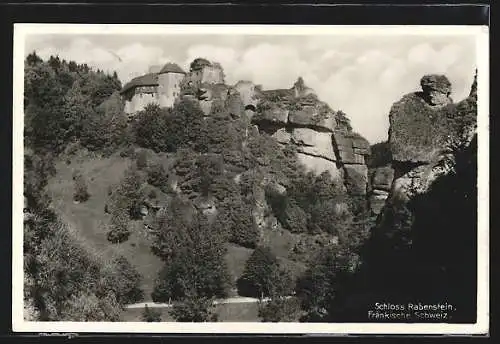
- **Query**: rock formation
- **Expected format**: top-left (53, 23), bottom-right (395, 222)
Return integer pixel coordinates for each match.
top-left (379, 73), bottom-right (477, 216)
top-left (248, 78), bottom-right (371, 195)
top-left (366, 73), bottom-right (477, 217)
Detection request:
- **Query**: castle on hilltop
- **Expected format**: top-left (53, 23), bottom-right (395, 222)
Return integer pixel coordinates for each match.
top-left (120, 57), bottom-right (316, 116)
top-left (120, 58), bottom-right (225, 115)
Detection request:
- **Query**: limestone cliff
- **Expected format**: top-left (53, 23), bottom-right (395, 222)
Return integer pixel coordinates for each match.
top-left (178, 67), bottom-right (373, 235)
top-left (247, 78), bottom-right (371, 196)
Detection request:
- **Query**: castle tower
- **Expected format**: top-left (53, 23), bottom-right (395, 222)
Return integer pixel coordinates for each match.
top-left (187, 58), bottom-right (225, 87)
top-left (157, 62), bottom-right (186, 108)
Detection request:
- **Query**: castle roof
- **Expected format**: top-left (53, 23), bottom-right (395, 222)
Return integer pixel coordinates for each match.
top-left (120, 73), bottom-right (159, 94)
top-left (159, 62), bottom-right (186, 74)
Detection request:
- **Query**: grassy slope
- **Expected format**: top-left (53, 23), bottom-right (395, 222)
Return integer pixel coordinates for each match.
top-left (47, 154), bottom-right (164, 299)
top-left (47, 153), bottom-right (307, 309)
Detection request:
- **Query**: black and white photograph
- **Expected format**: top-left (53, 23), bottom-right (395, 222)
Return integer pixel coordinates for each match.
top-left (12, 24), bottom-right (489, 334)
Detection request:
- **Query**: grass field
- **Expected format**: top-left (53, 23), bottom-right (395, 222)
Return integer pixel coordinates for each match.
top-left (47, 152), bottom-right (307, 304)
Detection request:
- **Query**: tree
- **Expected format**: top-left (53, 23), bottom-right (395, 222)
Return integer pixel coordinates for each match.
top-left (73, 172), bottom-right (90, 203)
top-left (166, 98), bottom-right (207, 152)
top-left (81, 91), bottom-right (128, 154)
top-left (136, 150), bottom-right (149, 170)
top-left (295, 246), bottom-right (355, 322)
top-left (146, 162), bottom-right (170, 192)
top-left (237, 246), bottom-right (286, 298)
top-left (108, 165), bottom-right (145, 220)
top-left (106, 210), bottom-right (131, 244)
top-left (366, 141), bottom-right (391, 168)
top-left (98, 256), bottom-right (144, 304)
top-left (151, 203), bottom-right (230, 303)
top-left (170, 294), bottom-right (218, 322)
top-left (142, 305), bottom-right (162, 322)
top-left (214, 195), bottom-right (260, 248)
top-left (258, 296), bottom-right (301, 322)
top-left (133, 104), bottom-right (171, 152)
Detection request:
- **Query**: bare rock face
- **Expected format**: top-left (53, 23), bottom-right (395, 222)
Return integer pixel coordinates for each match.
top-left (272, 128), bottom-right (291, 144)
top-left (371, 166), bottom-right (394, 192)
top-left (288, 106), bottom-right (336, 132)
top-left (296, 153), bottom-right (344, 183)
top-left (259, 106), bottom-right (289, 125)
top-left (333, 132), bottom-right (370, 165)
top-left (292, 128), bottom-right (336, 161)
top-left (252, 77), bottom-right (369, 194)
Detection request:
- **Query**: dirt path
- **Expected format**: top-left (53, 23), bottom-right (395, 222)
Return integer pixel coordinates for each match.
top-left (126, 296), bottom-right (292, 309)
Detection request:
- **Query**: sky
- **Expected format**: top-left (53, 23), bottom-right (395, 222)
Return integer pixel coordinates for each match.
top-left (24, 32), bottom-right (477, 144)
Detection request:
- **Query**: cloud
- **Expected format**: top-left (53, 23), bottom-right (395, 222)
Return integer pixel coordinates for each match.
top-left (34, 38), bottom-right (176, 82)
top-left (184, 44), bottom-right (240, 78)
top-left (25, 35), bottom-right (476, 144)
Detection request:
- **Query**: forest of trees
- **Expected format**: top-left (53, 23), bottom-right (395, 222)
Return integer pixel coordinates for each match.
top-left (23, 52), bottom-right (478, 323)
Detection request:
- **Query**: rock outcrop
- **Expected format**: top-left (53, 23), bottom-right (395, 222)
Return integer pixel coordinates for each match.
top-left (380, 72), bottom-right (477, 213)
top-left (368, 166), bottom-right (394, 215)
top-left (248, 78), bottom-right (371, 195)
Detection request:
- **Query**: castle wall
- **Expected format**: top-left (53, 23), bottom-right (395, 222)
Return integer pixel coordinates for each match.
top-left (185, 70), bottom-right (203, 88)
top-left (124, 86), bottom-right (159, 114)
top-left (201, 66), bottom-right (224, 84)
top-left (158, 72), bottom-right (185, 108)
